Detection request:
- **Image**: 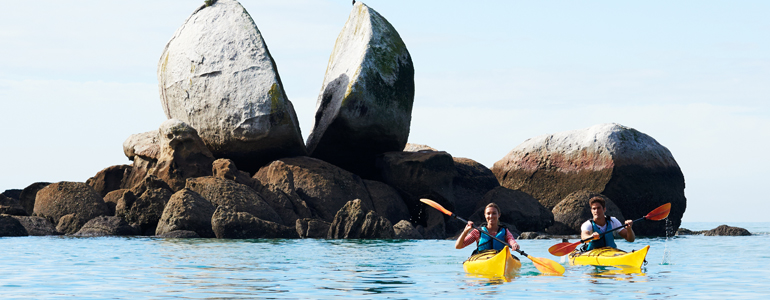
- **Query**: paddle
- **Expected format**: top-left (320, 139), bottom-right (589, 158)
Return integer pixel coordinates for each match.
top-left (548, 202), bottom-right (672, 257)
top-left (420, 198), bottom-right (565, 276)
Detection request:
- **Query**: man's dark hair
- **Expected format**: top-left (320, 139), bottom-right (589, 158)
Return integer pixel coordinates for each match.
top-left (589, 196), bottom-right (606, 209)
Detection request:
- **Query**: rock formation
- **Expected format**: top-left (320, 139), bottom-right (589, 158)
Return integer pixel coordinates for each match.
top-left (33, 182), bottom-right (110, 234)
top-left (547, 191), bottom-right (624, 235)
top-left (86, 165), bottom-right (132, 197)
top-left (72, 216), bottom-right (139, 237)
top-left (492, 123), bottom-right (685, 236)
top-left (211, 206), bottom-right (298, 239)
top-left (19, 182), bottom-right (51, 216)
top-left (155, 189), bottom-right (216, 238)
top-left (115, 176), bottom-right (173, 235)
top-left (185, 177), bottom-right (283, 225)
top-left (307, 2), bottom-right (414, 178)
top-left (327, 199), bottom-right (394, 239)
top-left (470, 187), bottom-right (553, 233)
top-left (452, 157), bottom-right (500, 219)
top-left (158, 0), bottom-right (306, 172)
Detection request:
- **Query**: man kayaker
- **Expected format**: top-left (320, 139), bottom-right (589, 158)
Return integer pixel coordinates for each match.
top-left (455, 202), bottom-right (519, 252)
top-left (581, 197), bottom-right (635, 250)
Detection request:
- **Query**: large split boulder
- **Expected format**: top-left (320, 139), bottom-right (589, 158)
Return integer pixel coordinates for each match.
top-left (307, 2), bottom-right (414, 178)
top-left (158, 0), bottom-right (306, 172)
top-left (547, 191), bottom-right (625, 235)
top-left (491, 123), bottom-right (685, 236)
top-left (327, 199), bottom-right (394, 239)
top-left (185, 177), bottom-right (282, 225)
top-left (155, 189), bottom-right (216, 238)
top-left (469, 187), bottom-right (553, 234)
top-left (33, 182), bottom-right (110, 234)
top-left (253, 156), bottom-right (373, 223)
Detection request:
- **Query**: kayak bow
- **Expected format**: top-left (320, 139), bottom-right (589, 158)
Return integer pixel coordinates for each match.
top-left (463, 246), bottom-right (522, 278)
top-left (568, 245), bottom-right (650, 269)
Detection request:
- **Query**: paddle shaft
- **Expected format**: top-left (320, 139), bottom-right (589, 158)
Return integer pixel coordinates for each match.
top-left (451, 214), bottom-right (533, 258)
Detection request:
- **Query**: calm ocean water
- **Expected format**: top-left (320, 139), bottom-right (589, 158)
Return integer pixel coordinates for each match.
top-left (1, 222), bottom-right (768, 299)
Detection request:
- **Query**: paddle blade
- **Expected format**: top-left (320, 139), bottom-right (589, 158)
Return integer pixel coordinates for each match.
top-left (419, 198), bottom-right (453, 216)
top-left (528, 255), bottom-right (565, 276)
top-left (548, 241), bottom-right (580, 257)
top-left (645, 203), bottom-right (671, 221)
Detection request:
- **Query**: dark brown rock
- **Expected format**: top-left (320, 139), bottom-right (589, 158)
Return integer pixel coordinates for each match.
top-left (19, 182), bottom-right (51, 216)
top-left (295, 218), bottom-right (331, 239)
top-left (56, 214), bottom-right (85, 235)
top-left (422, 207), bottom-right (449, 239)
top-left (11, 216), bottom-right (59, 236)
top-left (33, 182), bottom-right (109, 234)
top-left (452, 157), bottom-right (500, 218)
top-left (156, 189), bottom-right (216, 238)
top-left (212, 158), bottom-right (254, 186)
top-left (153, 119), bottom-right (216, 191)
top-left (470, 187), bottom-right (553, 233)
top-left (72, 216), bottom-right (140, 236)
top-left (703, 225), bottom-right (751, 236)
top-left (327, 199), bottom-right (394, 239)
top-left (1, 189), bottom-right (22, 200)
top-left (491, 123), bottom-right (686, 236)
top-left (0, 214), bottom-right (28, 236)
top-left (377, 151), bottom-right (457, 226)
top-left (211, 206), bottom-right (298, 239)
top-left (363, 180), bottom-right (410, 225)
top-left (157, 230), bottom-right (201, 238)
top-left (0, 194), bottom-right (27, 216)
top-left (393, 220), bottom-right (423, 239)
top-left (103, 189), bottom-right (132, 216)
top-left (186, 177), bottom-right (282, 224)
top-left (86, 165), bottom-right (133, 197)
top-left (676, 228), bottom-right (703, 235)
top-left (253, 157), bottom-right (373, 223)
top-left (122, 156), bottom-right (157, 191)
top-left (116, 176), bottom-right (173, 235)
top-left (547, 191), bottom-right (624, 235)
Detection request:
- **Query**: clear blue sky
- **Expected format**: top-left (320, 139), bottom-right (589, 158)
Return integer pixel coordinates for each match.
top-left (1, 1), bottom-right (768, 222)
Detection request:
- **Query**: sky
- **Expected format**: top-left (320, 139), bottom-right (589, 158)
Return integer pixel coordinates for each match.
top-left (1, 1), bottom-right (768, 222)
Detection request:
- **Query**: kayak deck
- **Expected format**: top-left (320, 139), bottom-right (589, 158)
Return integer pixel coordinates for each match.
top-left (568, 245), bottom-right (650, 269)
top-left (463, 246), bottom-right (521, 278)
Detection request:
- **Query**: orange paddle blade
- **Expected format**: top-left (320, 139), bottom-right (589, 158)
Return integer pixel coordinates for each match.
top-left (419, 198), bottom-right (453, 216)
top-left (528, 255), bottom-right (565, 275)
top-left (645, 203), bottom-right (671, 221)
top-left (548, 241), bottom-right (581, 257)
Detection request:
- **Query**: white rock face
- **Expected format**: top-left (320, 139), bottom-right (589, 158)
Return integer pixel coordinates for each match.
top-left (157, 0), bottom-right (305, 171)
top-left (306, 2), bottom-right (414, 177)
top-left (123, 131), bottom-right (159, 161)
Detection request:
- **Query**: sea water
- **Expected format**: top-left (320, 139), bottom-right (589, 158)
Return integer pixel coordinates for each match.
top-left (1, 222), bottom-right (768, 299)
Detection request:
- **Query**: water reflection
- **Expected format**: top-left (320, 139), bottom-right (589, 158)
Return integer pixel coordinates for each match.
top-left (586, 266), bottom-right (648, 282)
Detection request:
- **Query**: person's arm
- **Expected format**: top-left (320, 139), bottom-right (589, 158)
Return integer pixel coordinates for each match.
top-left (618, 219), bottom-right (635, 242)
top-left (455, 221), bottom-right (478, 249)
top-left (505, 230), bottom-right (519, 251)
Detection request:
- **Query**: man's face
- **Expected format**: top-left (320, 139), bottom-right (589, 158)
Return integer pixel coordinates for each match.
top-left (590, 202), bottom-right (605, 220)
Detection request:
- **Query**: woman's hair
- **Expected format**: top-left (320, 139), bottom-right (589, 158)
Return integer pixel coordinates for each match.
top-left (485, 202), bottom-right (501, 214)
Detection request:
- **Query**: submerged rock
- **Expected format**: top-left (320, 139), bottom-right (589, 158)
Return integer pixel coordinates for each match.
top-left (307, 2), bottom-right (414, 178)
top-left (158, 0), bottom-right (306, 172)
top-left (703, 225), bottom-right (751, 236)
top-left (492, 123), bottom-right (686, 236)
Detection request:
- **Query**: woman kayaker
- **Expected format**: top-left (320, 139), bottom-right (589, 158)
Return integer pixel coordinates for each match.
top-left (455, 202), bottom-right (519, 252)
top-left (581, 197), bottom-right (635, 251)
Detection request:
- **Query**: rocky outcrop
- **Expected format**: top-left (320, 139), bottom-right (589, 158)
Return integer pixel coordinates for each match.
top-left (211, 206), bottom-right (298, 239)
top-left (547, 191), bottom-right (625, 235)
top-left (72, 216), bottom-right (140, 237)
top-left (307, 2), bottom-right (414, 178)
top-left (152, 119), bottom-right (215, 191)
top-left (377, 151), bottom-right (457, 225)
top-left (0, 194), bottom-right (27, 216)
top-left (295, 218), bottom-right (331, 239)
top-left (186, 177), bottom-right (282, 224)
top-left (155, 189), bottom-right (216, 238)
top-left (363, 180), bottom-right (410, 226)
top-left (452, 157), bottom-right (500, 219)
top-left (19, 182), bottom-right (51, 216)
top-left (158, 0), bottom-right (306, 172)
top-left (0, 215), bottom-right (28, 237)
top-left (103, 189), bottom-right (131, 216)
top-left (33, 182), bottom-right (109, 234)
top-left (327, 199), bottom-right (394, 239)
top-left (116, 176), bottom-right (173, 235)
top-left (1, 189), bottom-right (22, 200)
top-left (404, 143), bottom-right (437, 152)
top-left (470, 187), bottom-right (553, 233)
top-left (491, 123), bottom-right (685, 236)
top-left (393, 220), bottom-right (423, 239)
top-left (11, 216), bottom-right (59, 236)
top-left (123, 130), bottom-right (160, 161)
top-left (253, 157), bottom-right (372, 223)
top-left (212, 158), bottom-right (254, 186)
top-left (86, 165), bottom-right (132, 197)
top-left (704, 225), bottom-right (751, 236)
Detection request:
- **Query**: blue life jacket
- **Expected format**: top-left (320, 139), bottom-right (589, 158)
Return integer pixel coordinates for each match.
top-left (586, 216), bottom-right (617, 250)
top-left (477, 226), bottom-right (508, 251)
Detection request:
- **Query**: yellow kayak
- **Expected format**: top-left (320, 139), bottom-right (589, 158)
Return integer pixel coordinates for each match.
top-left (463, 246), bottom-right (522, 277)
top-left (568, 245), bottom-right (650, 269)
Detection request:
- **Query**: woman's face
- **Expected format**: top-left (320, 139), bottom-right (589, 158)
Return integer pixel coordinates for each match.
top-left (484, 206), bottom-right (500, 226)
